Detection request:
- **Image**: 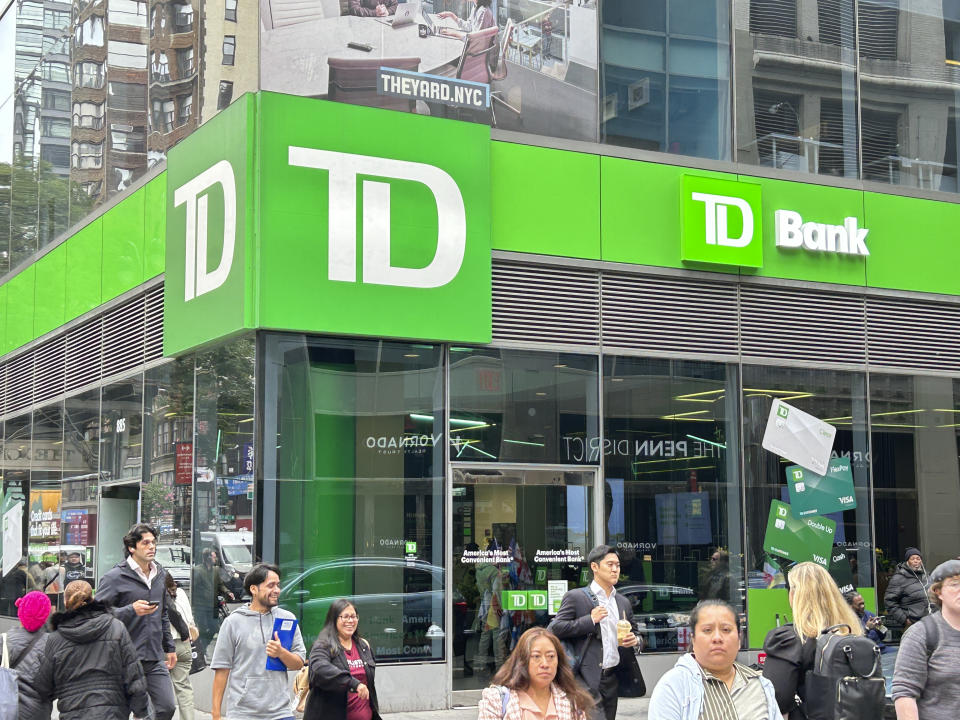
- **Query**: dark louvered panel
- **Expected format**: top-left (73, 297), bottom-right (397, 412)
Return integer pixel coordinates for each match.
top-left (492, 262), bottom-right (600, 346)
top-left (33, 337), bottom-right (66, 406)
top-left (144, 284), bottom-right (164, 362)
top-left (65, 317), bottom-right (103, 392)
top-left (6, 353), bottom-right (35, 415)
top-left (602, 273), bottom-right (739, 356)
top-left (103, 295), bottom-right (146, 379)
top-left (740, 285), bottom-right (866, 363)
top-left (866, 297), bottom-right (960, 372)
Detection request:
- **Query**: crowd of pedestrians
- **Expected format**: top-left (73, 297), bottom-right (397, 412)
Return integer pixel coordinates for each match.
top-left (3, 536), bottom-right (960, 720)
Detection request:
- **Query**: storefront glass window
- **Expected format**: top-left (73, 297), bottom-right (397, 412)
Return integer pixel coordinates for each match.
top-left (1, 414), bottom-right (31, 616)
top-left (61, 388), bottom-right (101, 591)
top-left (870, 373), bottom-right (960, 628)
top-left (603, 356), bottom-right (743, 652)
top-left (449, 348), bottom-right (599, 465)
top-left (28, 404), bottom-right (65, 606)
top-left (741, 365), bottom-right (871, 648)
top-left (451, 467), bottom-right (595, 689)
top-left (262, 333), bottom-right (444, 660)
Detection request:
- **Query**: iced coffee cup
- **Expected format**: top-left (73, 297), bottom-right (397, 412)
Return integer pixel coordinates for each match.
top-left (617, 613), bottom-right (631, 644)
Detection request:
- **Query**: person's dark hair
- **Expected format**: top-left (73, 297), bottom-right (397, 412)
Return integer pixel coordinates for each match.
top-left (314, 599), bottom-right (364, 654)
top-left (476, 0), bottom-right (492, 7)
top-left (688, 599), bottom-right (740, 635)
top-left (122, 523), bottom-right (159, 556)
top-left (586, 544), bottom-right (617, 567)
top-left (164, 571), bottom-right (179, 597)
top-left (64, 580), bottom-right (93, 611)
top-left (244, 563), bottom-right (280, 594)
top-left (843, 591), bottom-right (859, 607)
top-left (491, 628), bottom-right (594, 715)
top-left (201, 547), bottom-right (216, 565)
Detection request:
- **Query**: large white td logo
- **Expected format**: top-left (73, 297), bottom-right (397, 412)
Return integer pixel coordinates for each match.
top-left (691, 192), bottom-right (754, 248)
top-left (175, 160), bottom-right (236, 302)
top-left (288, 146), bottom-right (466, 289)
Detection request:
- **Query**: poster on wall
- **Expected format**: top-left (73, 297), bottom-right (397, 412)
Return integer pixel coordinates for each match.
top-left (761, 399), bottom-right (836, 475)
top-left (258, 0), bottom-right (600, 142)
top-left (655, 492), bottom-right (712, 546)
top-left (762, 499), bottom-right (835, 568)
top-left (2, 491), bottom-right (23, 575)
top-left (785, 458), bottom-right (857, 517)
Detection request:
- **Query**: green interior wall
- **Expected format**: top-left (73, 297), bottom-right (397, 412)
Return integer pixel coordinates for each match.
top-left (747, 586), bottom-right (877, 649)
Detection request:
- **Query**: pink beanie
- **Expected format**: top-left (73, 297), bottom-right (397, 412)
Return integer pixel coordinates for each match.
top-left (16, 591), bottom-right (52, 632)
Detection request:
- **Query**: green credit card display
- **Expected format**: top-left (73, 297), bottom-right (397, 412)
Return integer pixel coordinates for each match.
top-left (785, 458), bottom-right (857, 517)
top-left (763, 500), bottom-right (836, 568)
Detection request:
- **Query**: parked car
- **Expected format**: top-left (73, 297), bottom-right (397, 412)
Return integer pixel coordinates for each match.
top-left (616, 582), bottom-right (699, 653)
top-left (279, 556), bottom-right (461, 659)
top-left (199, 530), bottom-right (253, 597)
top-left (156, 544), bottom-right (192, 591)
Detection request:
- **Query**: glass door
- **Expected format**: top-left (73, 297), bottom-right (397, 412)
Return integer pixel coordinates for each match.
top-left (450, 465), bottom-right (596, 692)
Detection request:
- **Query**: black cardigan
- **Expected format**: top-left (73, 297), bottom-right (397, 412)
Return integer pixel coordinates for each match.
top-left (761, 624), bottom-right (817, 720)
top-left (304, 637), bottom-right (383, 720)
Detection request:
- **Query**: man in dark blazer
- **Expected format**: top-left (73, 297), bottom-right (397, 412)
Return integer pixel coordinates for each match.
top-left (548, 545), bottom-right (644, 720)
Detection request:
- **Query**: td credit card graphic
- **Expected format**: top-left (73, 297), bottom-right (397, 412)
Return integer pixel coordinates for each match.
top-left (761, 399), bottom-right (836, 475)
top-left (763, 500), bottom-right (836, 568)
top-left (785, 458), bottom-right (857, 517)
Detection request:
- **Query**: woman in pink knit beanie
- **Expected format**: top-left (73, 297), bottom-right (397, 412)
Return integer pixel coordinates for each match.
top-left (8, 590), bottom-right (53, 720)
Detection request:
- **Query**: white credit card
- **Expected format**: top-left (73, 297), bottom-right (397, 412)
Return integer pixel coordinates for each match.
top-left (761, 398), bottom-right (836, 475)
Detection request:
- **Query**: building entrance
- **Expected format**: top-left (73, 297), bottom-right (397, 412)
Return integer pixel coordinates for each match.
top-left (450, 465), bottom-right (597, 695)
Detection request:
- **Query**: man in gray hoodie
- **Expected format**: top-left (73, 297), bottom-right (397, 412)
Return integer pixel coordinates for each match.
top-left (211, 563), bottom-right (306, 720)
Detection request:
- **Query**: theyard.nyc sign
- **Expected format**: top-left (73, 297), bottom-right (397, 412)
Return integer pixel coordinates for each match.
top-left (682, 175), bottom-right (870, 267)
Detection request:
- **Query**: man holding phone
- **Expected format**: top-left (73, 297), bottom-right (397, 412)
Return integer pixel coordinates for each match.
top-left (98, 522), bottom-right (178, 720)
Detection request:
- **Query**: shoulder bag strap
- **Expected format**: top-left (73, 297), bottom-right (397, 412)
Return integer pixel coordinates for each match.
top-left (923, 615), bottom-right (940, 659)
top-left (1, 633), bottom-right (9, 669)
top-left (498, 685), bottom-right (510, 718)
top-left (10, 630), bottom-right (44, 670)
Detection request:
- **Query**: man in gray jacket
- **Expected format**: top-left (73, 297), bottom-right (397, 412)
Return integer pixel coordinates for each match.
top-left (97, 522), bottom-right (177, 720)
top-left (211, 563), bottom-right (306, 720)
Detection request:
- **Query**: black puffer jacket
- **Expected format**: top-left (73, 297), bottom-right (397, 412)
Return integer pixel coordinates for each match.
top-left (34, 601), bottom-right (151, 720)
top-left (5, 625), bottom-right (52, 720)
top-left (761, 624), bottom-right (817, 720)
top-left (884, 563), bottom-right (932, 627)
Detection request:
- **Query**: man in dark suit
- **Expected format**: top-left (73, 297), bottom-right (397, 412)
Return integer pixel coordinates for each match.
top-left (548, 545), bottom-right (644, 720)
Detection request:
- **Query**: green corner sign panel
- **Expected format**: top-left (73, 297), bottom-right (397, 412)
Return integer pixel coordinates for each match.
top-left (681, 175), bottom-right (763, 268)
top-left (164, 92), bottom-right (491, 356)
top-left (165, 95), bottom-right (256, 356)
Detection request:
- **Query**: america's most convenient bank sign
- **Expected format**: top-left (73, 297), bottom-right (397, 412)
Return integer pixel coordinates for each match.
top-left (163, 93), bottom-right (491, 356)
top-left (681, 175), bottom-right (870, 268)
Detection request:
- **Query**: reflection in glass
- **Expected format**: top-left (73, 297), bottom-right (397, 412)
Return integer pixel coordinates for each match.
top-left (451, 467), bottom-right (594, 689)
top-left (263, 333), bottom-right (444, 660)
top-left (1, 415), bottom-right (31, 617)
top-left (29, 404), bottom-right (64, 607)
top-left (604, 356), bottom-right (743, 652)
top-left (192, 336), bottom-right (255, 646)
top-left (449, 347), bottom-right (599, 465)
top-left (601, 0), bottom-right (732, 160)
top-left (741, 365), bottom-right (872, 640)
top-left (735, 0), bottom-right (859, 178)
top-left (870, 373), bottom-right (960, 632)
top-left (62, 388), bottom-right (101, 595)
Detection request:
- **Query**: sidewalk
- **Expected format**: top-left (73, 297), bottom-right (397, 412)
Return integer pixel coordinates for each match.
top-left (53, 698), bottom-right (651, 719)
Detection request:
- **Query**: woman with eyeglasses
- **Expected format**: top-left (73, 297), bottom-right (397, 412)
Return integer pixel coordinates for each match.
top-left (304, 599), bottom-right (382, 720)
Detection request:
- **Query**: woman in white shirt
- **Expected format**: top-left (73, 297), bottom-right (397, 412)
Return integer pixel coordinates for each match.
top-left (165, 572), bottom-right (198, 720)
top-left (438, 0), bottom-right (494, 35)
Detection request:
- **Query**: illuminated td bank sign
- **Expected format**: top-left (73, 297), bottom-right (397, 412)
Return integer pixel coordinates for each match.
top-left (681, 175), bottom-right (870, 267)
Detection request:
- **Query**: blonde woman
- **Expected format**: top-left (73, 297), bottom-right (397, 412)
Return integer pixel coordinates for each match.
top-left (761, 562), bottom-right (864, 720)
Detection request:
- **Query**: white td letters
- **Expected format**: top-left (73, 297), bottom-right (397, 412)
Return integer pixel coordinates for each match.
top-left (775, 210), bottom-right (869, 256)
top-left (175, 160), bottom-right (237, 302)
top-left (288, 146), bottom-right (466, 289)
top-left (691, 192), bottom-right (755, 248)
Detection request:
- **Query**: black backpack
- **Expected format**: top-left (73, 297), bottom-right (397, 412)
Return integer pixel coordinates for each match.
top-left (802, 624), bottom-right (885, 720)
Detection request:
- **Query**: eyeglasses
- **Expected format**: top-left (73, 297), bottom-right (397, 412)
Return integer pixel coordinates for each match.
top-left (943, 579), bottom-right (960, 591)
top-left (339, 614), bottom-right (359, 621)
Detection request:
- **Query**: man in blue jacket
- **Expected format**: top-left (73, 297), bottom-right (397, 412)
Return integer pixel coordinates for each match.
top-left (97, 522), bottom-right (177, 720)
